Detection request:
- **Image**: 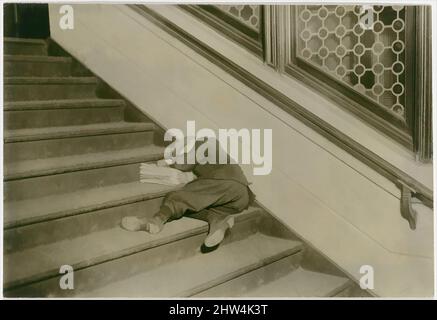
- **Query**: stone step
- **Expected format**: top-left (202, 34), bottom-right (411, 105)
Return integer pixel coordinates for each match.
top-left (4, 99), bottom-right (126, 129)
top-left (4, 182), bottom-right (178, 251)
top-left (4, 37), bottom-right (48, 56)
top-left (2, 35), bottom-right (355, 299)
top-left (193, 251), bottom-right (303, 297)
top-left (4, 146), bottom-right (164, 201)
top-left (4, 55), bottom-right (72, 77)
top-left (80, 233), bottom-right (303, 298)
top-left (194, 258), bottom-right (352, 297)
top-left (4, 77), bottom-right (98, 101)
top-left (4, 208), bottom-right (265, 296)
top-left (4, 122), bottom-right (156, 162)
top-left (239, 268), bottom-right (352, 297)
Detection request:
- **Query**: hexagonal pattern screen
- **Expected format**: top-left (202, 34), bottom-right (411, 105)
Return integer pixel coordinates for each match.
top-left (297, 5), bottom-right (406, 119)
top-left (215, 5), bottom-right (261, 31)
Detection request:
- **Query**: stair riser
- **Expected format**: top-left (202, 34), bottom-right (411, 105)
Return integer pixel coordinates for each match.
top-left (5, 215), bottom-right (262, 297)
top-left (194, 252), bottom-right (303, 297)
top-left (4, 42), bottom-right (47, 56)
top-left (4, 60), bottom-right (71, 77)
top-left (4, 131), bottom-right (154, 162)
top-left (5, 197), bottom-right (165, 252)
top-left (4, 83), bottom-right (97, 101)
top-left (4, 107), bottom-right (124, 130)
top-left (334, 283), bottom-right (371, 297)
top-left (331, 283), bottom-right (355, 297)
top-left (4, 163), bottom-right (152, 201)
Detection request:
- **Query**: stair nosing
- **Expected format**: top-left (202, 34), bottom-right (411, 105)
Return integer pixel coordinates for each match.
top-left (4, 208), bottom-right (264, 291)
top-left (4, 225), bottom-right (207, 291)
top-left (4, 55), bottom-right (72, 63)
top-left (4, 37), bottom-right (47, 45)
top-left (83, 234), bottom-right (303, 298)
top-left (182, 245), bottom-right (303, 298)
top-left (4, 99), bottom-right (126, 111)
top-left (5, 185), bottom-right (261, 229)
top-left (4, 76), bottom-right (98, 84)
top-left (4, 146), bottom-right (164, 181)
top-left (327, 279), bottom-right (354, 297)
top-left (240, 267), bottom-right (352, 298)
top-left (4, 122), bottom-right (156, 143)
top-left (4, 182), bottom-right (179, 229)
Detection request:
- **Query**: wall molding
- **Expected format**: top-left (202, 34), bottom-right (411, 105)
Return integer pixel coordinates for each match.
top-left (128, 5), bottom-right (433, 210)
top-left (180, 5), bottom-right (264, 59)
top-left (415, 6), bottom-right (433, 161)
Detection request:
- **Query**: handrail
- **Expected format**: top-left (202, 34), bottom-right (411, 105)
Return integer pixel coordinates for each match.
top-left (129, 5), bottom-right (433, 229)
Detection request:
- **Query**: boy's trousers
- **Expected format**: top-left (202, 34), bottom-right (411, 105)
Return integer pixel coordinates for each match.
top-left (160, 178), bottom-right (251, 224)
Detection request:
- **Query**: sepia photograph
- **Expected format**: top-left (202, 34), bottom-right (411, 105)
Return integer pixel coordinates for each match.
top-left (1, 0), bottom-right (435, 303)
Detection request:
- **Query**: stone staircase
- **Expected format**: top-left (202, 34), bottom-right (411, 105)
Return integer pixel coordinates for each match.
top-left (3, 37), bottom-right (364, 298)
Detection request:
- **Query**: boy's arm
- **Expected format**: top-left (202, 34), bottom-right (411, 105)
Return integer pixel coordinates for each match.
top-left (156, 159), bottom-right (195, 172)
top-left (171, 163), bottom-right (196, 172)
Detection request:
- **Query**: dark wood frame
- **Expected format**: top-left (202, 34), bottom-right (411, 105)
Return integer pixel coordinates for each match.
top-left (180, 5), bottom-right (265, 59)
top-left (414, 6), bottom-right (433, 161)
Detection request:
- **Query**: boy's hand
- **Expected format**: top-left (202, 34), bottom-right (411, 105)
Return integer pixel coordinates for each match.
top-left (177, 171), bottom-right (196, 184)
top-left (157, 159), bottom-right (171, 167)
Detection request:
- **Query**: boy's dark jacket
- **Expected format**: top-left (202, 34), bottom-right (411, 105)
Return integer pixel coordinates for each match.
top-left (172, 138), bottom-right (255, 203)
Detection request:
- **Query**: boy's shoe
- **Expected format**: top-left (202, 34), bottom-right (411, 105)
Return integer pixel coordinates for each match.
top-left (200, 243), bottom-right (220, 254)
top-left (204, 216), bottom-right (235, 248)
top-left (121, 216), bottom-right (164, 234)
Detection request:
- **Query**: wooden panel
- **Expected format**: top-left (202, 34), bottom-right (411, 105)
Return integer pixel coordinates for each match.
top-left (181, 5), bottom-right (264, 59)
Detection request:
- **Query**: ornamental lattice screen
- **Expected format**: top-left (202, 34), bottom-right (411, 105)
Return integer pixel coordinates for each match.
top-left (182, 4), bottom-right (264, 57)
top-left (214, 5), bottom-right (261, 32)
top-left (295, 5), bottom-right (407, 119)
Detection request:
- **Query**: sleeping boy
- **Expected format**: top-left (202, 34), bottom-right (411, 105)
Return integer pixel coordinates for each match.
top-left (121, 136), bottom-right (255, 249)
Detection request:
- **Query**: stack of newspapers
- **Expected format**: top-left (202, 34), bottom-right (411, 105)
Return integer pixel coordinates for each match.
top-left (139, 163), bottom-right (196, 186)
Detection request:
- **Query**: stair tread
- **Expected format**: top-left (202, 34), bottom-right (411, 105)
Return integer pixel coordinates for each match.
top-left (4, 122), bottom-right (156, 142)
top-left (4, 145), bottom-right (164, 180)
top-left (4, 220), bottom-right (204, 289)
top-left (4, 37), bottom-right (47, 45)
top-left (82, 233), bottom-right (303, 297)
top-left (4, 207), bottom-right (262, 290)
top-left (4, 181), bottom-right (178, 228)
top-left (4, 55), bottom-right (71, 63)
top-left (4, 76), bottom-right (98, 84)
top-left (242, 268), bottom-right (350, 297)
top-left (4, 99), bottom-right (125, 110)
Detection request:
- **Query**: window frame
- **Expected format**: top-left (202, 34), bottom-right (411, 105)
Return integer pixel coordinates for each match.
top-left (181, 4), bottom-right (432, 161)
top-left (180, 5), bottom-right (265, 59)
top-left (264, 5), bottom-right (432, 159)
